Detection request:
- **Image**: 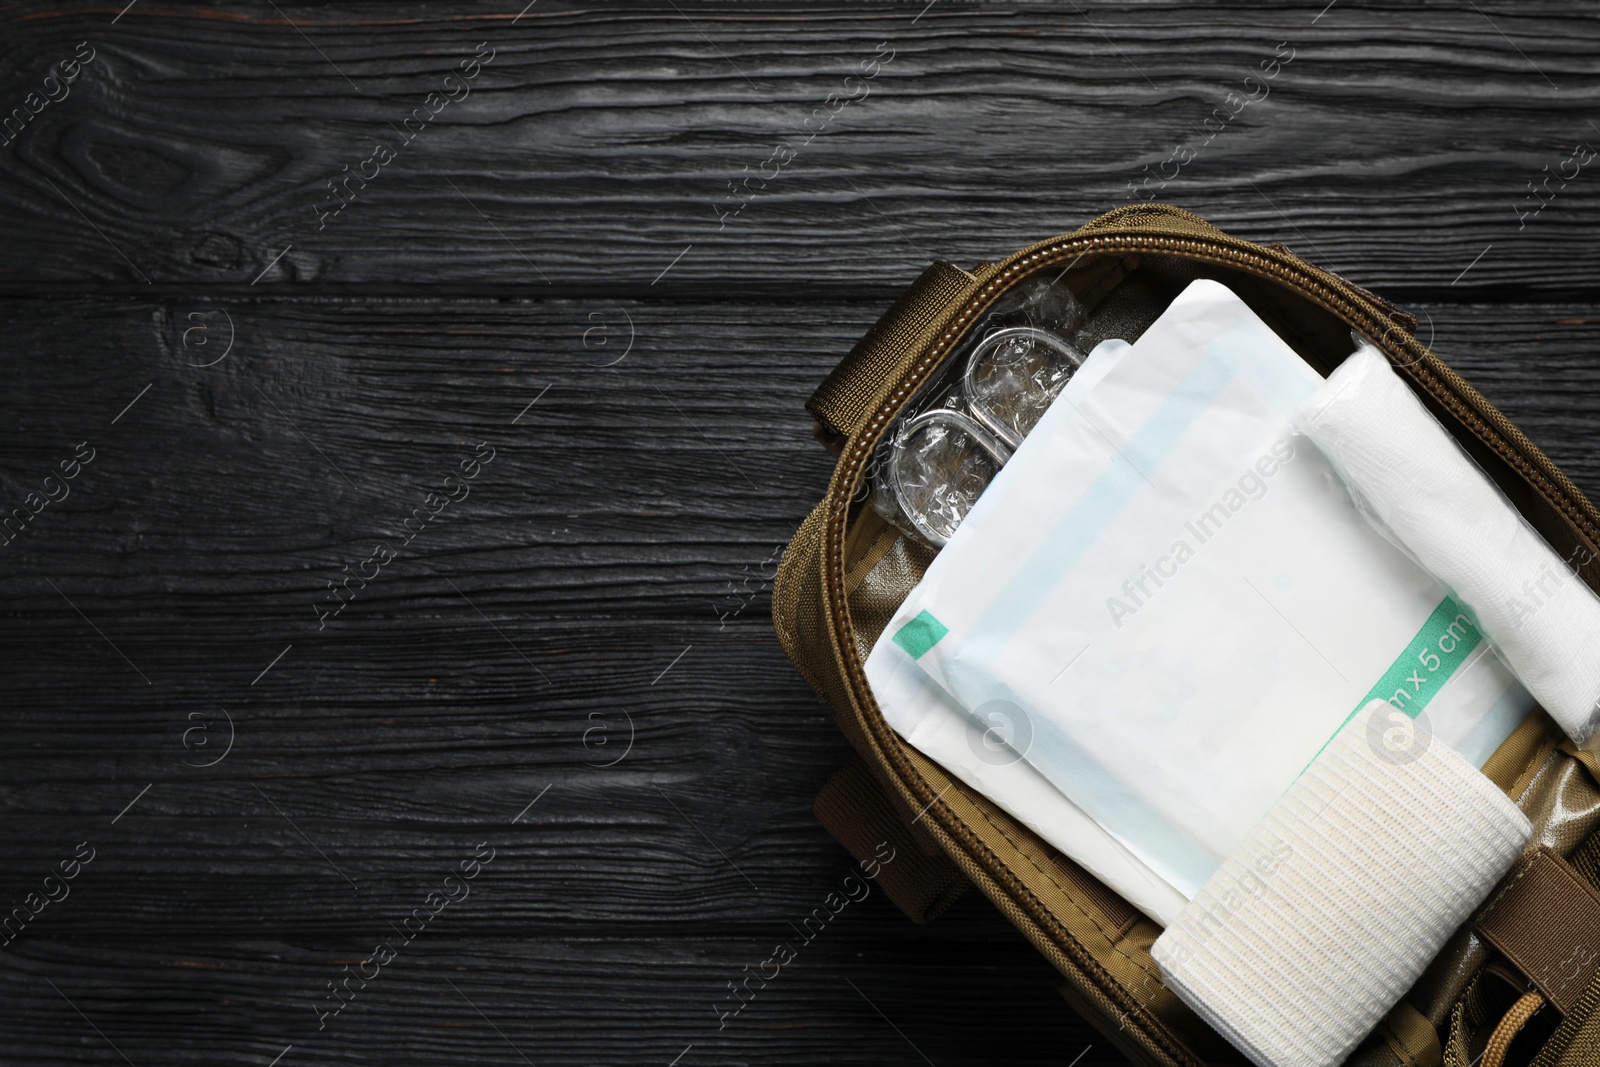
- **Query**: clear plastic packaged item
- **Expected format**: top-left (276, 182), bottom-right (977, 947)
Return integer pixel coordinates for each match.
top-left (867, 276), bottom-right (1088, 547)
top-left (964, 327), bottom-right (1085, 447)
top-left (1296, 342), bottom-right (1600, 744)
top-left (884, 409), bottom-right (1009, 548)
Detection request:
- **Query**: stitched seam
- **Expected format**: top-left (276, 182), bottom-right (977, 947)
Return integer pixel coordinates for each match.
top-left (1512, 741), bottom-right (1562, 804)
top-left (1542, 847), bottom-right (1600, 910)
top-left (1383, 1018), bottom-right (1423, 1067)
top-left (1481, 853), bottom-right (1541, 925)
top-left (844, 523), bottom-right (900, 594)
top-left (965, 791), bottom-right (1165, 986)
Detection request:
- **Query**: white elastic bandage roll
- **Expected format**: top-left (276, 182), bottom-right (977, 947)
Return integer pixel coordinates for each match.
top-left (1151, 705), bottom-right (1530, 1067)
top-left (1297, 345), bottom-right (1600, 743)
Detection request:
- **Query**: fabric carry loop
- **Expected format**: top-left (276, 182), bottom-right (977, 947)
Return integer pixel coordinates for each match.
top-left (806, 260), bottom-right (987, 442)
top-left (813, 757), bottom-right (968, 924)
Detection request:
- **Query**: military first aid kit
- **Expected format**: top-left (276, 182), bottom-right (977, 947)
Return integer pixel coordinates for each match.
top-left (775, 205), bottom-right (1600, 1067)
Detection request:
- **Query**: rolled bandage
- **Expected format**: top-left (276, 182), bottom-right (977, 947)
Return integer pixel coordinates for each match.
top-left (1152, 705), bottom-right (1530, 1067)
top-left (1297, 345), bottom-right (1600, 743)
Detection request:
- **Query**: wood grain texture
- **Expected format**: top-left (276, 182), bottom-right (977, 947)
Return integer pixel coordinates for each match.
top-left (0, 927), bottom-right (1095, 1067)
top-left (0, 294), bottom-right (1114, 1063)
top-left (1, 2), bottom-right (1598, 1065)
top-left (0, 2), bottom-right (1597, 295)
top-left (0, 294), bottom-right (1597, 1065)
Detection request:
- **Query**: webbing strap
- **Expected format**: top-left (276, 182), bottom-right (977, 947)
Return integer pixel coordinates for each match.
top-left (805, 260), bottom-right (984, 440)
top-left (1378, 999), bottom-right (1443, 1067)
top-left (1533, 970), bottom-right (1600, 1067)
top-left (1478, 847), bottom-right (1600, 1015)
top-left (813, 757), bottom-right (967, 924)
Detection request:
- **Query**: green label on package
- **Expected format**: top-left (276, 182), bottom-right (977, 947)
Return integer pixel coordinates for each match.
top-left (892, 610), bottom-right (949, 661)
top-left (1306, 595), bottom-right (1483, 770)
top-left (1358, 595), bottom-right (1483, 720)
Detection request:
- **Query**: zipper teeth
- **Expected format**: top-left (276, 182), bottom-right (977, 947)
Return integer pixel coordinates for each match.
top-left (821, 229), bottom-right (1600, 1066)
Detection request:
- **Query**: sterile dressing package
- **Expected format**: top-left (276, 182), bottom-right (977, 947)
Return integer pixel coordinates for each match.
top-left (865, 279), bottom-right (1533, 904)
top-left (868, 644), bottom-right (1191, 927)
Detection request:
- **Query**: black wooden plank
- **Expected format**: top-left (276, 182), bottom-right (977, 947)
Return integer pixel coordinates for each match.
top-left (0, 917), bottom-right (1100, 1067)
top-left (0, 2), bottom-right (1597, 295)
top-left (1426, 302), bottom-right (1600, 494)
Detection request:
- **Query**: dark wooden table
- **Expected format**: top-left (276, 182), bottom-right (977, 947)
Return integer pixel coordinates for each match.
top-left (1, 3), bottom-right (1596, 1064)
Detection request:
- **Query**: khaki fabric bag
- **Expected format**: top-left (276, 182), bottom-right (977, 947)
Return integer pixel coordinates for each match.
top-left (772, 204), bottom-right (1600, 1067)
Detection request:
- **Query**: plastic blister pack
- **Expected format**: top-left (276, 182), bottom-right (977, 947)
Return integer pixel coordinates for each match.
top-left (866, 275), bottom-right (1089, 547)
top-left (882, 410), bottom-right (1008, 547)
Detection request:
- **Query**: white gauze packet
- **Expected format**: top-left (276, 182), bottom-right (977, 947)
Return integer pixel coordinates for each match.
top-left (869, 279), bottom-right (1532, 899)
top-left (1296, 343), bottom-right (1600, 744)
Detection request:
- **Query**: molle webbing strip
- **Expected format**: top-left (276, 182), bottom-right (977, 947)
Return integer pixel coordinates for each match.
top-left (1478, 847), bottom-right (1600, 1015)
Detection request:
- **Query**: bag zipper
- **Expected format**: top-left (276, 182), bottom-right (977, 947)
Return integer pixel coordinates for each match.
top-left (820, 225), bottom-right (1600, 1066)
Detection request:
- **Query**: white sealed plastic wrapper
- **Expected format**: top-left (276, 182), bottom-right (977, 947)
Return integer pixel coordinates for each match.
top-left (867, 280), bottom-right (1534, 901)
top-left (869, 636), bottom-right (1191, 926)
top-left (1295, 344), bottom-right (1600, 744)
